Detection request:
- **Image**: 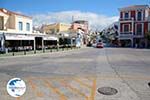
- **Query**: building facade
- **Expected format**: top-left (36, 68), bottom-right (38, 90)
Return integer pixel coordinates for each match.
top-left (71, 20), bottom-right (89, 44)
top-left (0, 8), bottom-right (58, 53)
top-left (0, 8), bottom-right (32, 34)
top-left (71, 20), bottom-right (89, 34)
top-left (41, 23), bottom-right (71, 34)
top-left (119, 5), bottom-right (150, 47)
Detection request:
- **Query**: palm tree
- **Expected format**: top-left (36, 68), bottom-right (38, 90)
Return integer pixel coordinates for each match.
top-left (145, 31), bottom-right (150, 48)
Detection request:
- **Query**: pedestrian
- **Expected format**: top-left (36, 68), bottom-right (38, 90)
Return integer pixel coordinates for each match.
top-left (135, 43), bottom-right (138, 48)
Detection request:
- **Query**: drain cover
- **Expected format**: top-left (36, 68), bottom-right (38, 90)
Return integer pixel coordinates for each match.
top-left (97, 87), bottom-right (118, 95)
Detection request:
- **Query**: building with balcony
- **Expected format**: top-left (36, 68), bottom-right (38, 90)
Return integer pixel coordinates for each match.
top-left (119, 5), bottom-right (150, 47)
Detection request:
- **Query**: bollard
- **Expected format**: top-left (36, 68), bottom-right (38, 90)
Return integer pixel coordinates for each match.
top-left (71, 45), bottom-right (72, 50)
top-left (67, 45), bottom-right (68, 50)
top-left (43, 48), bottom-right (45, 53)
top-left (24, 50), bottom-right (26, 55)
top-left (34, 50), bottom-right (36, 54)
top-left (50, 48), bottom-right (52, 52)
top-left (12, 52), bottom-right (14, 56)
top-left (57, 47), bottom-right (59, 51)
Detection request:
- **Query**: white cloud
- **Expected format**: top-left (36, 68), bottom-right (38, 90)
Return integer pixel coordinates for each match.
top-left (31, 11), bottom-right (119, 31)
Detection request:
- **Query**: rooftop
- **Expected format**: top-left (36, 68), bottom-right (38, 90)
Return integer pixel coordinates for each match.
top-left (119, 5), bottom-right (149, 11)
top-left (0, 8), bottom-right (32, 19)
top-left (73, 20), bottom-right (88, 24)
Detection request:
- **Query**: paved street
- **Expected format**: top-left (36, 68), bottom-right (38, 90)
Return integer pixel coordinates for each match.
top-left (0, 47), bottom-right (150, 100)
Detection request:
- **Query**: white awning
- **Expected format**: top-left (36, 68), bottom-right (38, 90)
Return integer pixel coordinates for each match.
top-left (43, 36), bottom-right (58, 41)
top-left (5, 34), bottom-right (35, 40)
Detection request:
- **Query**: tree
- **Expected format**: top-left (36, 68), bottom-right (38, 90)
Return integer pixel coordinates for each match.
top-left (5, 41), bottom-right (10, 48)
top-left (145, 31), bottom-right (150, 48)
top-left (146, 31), bottom-right (150, 41)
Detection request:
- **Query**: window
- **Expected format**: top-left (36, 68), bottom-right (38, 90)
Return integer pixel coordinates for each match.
top-left (57, 29), bottom-right (59, 32)
top-left (26, 23), bottom-right (30, 31)
top-left (137, 11), bottom-right (142, 21)
top-left (19, 22), bottom-right (23, 31)
top-left (123, 24), bottom-right (130, 32)
top-left (148, 23), bottom-right (150, 32)
top-left (0, 16), bottom-right (3, 30)
top-left (124, 12), bottom-right (129, 19)
top-left (136, 24), bottom-right (142, 35)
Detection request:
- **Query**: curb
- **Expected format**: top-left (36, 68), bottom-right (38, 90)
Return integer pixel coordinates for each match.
top-left (0, 48), bottom-right (82, 59)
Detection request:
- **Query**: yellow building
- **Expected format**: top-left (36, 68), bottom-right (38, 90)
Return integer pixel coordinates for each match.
top-left (41, 23), bottom-right (71, 34)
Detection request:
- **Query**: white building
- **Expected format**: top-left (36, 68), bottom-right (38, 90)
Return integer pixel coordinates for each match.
top-left (0, 8), bottom-right (32, 33)
top-left (0, 8), bottom-right (58, 53)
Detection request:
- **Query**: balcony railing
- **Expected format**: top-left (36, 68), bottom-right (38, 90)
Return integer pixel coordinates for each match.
top-left (119, 32), bottom-right (144, 38)
top-left (120, 32), bottom-right (133, 35)
top-left (120, 17), bottom-right (148, 22)
top-left (119, 18), bottom-right (133, 21)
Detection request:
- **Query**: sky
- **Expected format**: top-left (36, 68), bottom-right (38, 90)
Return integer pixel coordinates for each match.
top-left (0, 0), bottom-right (149, 30)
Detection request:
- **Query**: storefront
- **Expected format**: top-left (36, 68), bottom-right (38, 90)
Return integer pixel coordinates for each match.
top-left (120, 39), bottom-right (132, 47)
top-left (4, 33), bottom-right (35, 52)
top-left (43, 36), bottom-right (58, 49)
top-left (133, 38), bottom-right (145, 48)
top-left (0, 32), bottom-right (58, 53)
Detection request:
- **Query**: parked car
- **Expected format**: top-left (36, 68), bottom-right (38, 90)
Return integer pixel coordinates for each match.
top-left (96, 42), bottom-right (104, 48)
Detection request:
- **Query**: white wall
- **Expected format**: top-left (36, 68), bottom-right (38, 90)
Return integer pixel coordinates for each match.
top-left (15, 15), bottom-right (32, 34)
top-left (0, 10), bottom-right (33, 34)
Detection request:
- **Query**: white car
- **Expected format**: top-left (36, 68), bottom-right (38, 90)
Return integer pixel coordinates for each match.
top-left (92, 43), bottom-right (97, 48)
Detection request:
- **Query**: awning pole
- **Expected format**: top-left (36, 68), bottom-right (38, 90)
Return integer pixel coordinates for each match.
top-left (42, 37), bottom-right (45, 53)
top-left (34, 38), bottom-right (36, 54)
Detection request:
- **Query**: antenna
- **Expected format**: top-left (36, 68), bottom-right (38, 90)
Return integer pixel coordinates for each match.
top-left (72, 16), bottom-right (74, 22)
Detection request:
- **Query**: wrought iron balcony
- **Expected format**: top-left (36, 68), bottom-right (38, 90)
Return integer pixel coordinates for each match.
top-left (120, 32), bottom-right (133, 35)
top-left (119, 18), bottom-right (133, 21)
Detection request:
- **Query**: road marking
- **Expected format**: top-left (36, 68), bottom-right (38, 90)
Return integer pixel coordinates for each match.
top-left (26, 76), bottom-right (97, 99)
top-left (16, 97), bottom-right (20, 100)
top-left (27, 78), bottom-right (44, 97)
top-left (86, 76), bottom-right (95, 81)
top-left (89, 78), bottom-right (96, 100)
top-left (73, 78), bottom-right (92, 89)
top-left (61, 80), bottom-right (89, 100)
top-left (43, 79), bottom-right (67, 100)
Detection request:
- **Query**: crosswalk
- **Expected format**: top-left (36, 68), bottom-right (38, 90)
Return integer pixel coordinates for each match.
top-left (18, 76), bottom-right (97, 100)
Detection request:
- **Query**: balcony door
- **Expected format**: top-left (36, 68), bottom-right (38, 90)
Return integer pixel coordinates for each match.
top-left (123, 24), bottom-right (130, 33)
top-left (136, 23), bottom-right (143, 35)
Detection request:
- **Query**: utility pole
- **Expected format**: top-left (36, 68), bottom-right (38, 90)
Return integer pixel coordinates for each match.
top-left (72, 16), bottom-right (74, 23)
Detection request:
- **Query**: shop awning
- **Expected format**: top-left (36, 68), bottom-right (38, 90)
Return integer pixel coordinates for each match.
top-left (5, 34), bottom-right (35, 40)
top-left (43, 36), bottom-right (58, 41)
